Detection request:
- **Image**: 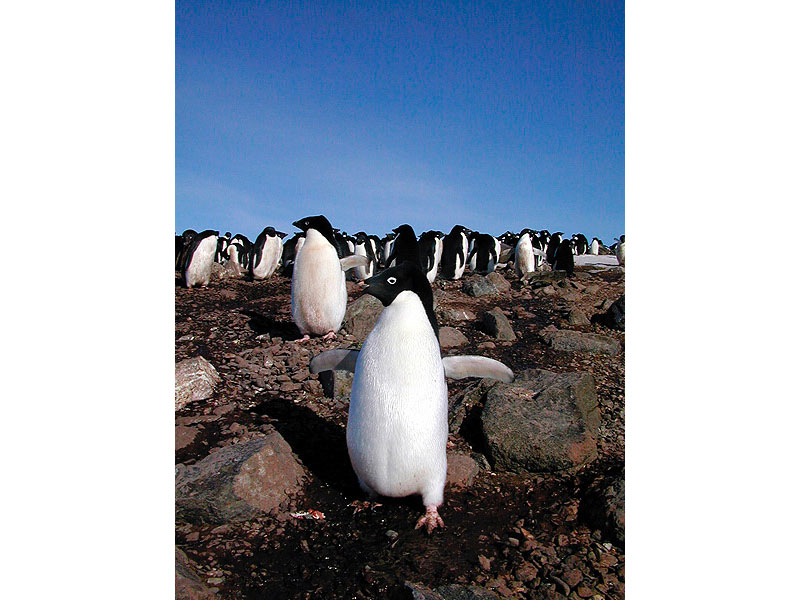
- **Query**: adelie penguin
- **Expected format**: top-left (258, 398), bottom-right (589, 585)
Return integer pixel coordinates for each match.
top-left (280, 232), bottom-right (305, 276)
top-left (291, 216), bottom-right (368, 342)
top-left (418, 230), bottom-right (442, 283)
top-left (385, 224), bottom-right (422, 269)
top-left (466, 233), bottom-right (501, 275)
top-left (249, 227), bottom-right (287, 280)
top-left (352, 232), bottom-right (377, 281)
top-left (545, 232), bottom-right (564, 266)
top-left (572, 233), bottom-right (589, 256)
top-left (514, 228), bottom-right (546, 278)
top-left (181, 230), bottom-right (219, 288)
top-left (553, 238), bottom-right (575, 275)
top-left (615, 235), bottom-right (625, 266)
top-left (309, 262), bottom-right (514, 533)
top-left (589, 237), bottom-right (601, 255)
top-left (440, 225), bottom-right (471, 280)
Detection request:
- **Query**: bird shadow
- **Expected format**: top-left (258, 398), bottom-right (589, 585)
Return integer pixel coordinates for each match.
top-left (240, 309), bottom-right (303, 340)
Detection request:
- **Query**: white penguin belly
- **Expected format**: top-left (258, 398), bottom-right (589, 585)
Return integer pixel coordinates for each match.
top-left (186, 235), bottom-right (217, 287)
top-left (291, 234), bottom-right (347, 335)
top-left (347, 294), bottom-right (448, 503)
top-left (515, 236), bottom-right (534, 276)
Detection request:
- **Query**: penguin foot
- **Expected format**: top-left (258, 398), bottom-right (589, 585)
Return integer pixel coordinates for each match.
top-left (296, 335), bottom-right (312, 343)
top-left (415, 506), bottom-right (444, 534)
top-left (322, 331), bottom-right (337, 341)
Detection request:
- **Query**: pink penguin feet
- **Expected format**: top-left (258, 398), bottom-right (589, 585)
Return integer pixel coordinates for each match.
top-left (415, 505), bottom-right (444, 534)
top-left (322, 330), bottom-right (337, 341)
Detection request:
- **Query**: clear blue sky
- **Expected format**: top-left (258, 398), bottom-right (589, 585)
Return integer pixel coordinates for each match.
top-left (176, 1), bottom-right (624, 243)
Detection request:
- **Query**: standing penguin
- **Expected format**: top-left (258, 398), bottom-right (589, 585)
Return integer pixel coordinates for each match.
top-left (310, 263), bottom-right (513, 532)
top-left (572, 234), bottom-right (589, 256)
top-left (553, 238), bottom-right (575, 275)
top-left (181, 230), bottom-right (219, 288)
top-left (418, 231), bottom-right (441, 283)
top-left (440, 225), bottom-right (470, 280)
top-left (380, 233), bottom-right (396, 268)
top-left (466, 233), bottom-right (500, 275)
top-left (291, 216), bottom-right (368, 341)
top-left (615, 235), bottom-right (625, 266)
top-left (250, 227), bottom-right (287, 280)
top-left (385, 224), bottom-right (422, 269)
top-left (224, 242), bottom-right (246, 277)
top-left (590, 237), bottom-right (600, 255)
top-left (545, 232), bottom-right (564, 266)
top-left (515, 229), bottom-right (545, 278)
top-left (281, 232), bottom-right (305, 276)
top-left (353, 232), bottom-right (377, 281)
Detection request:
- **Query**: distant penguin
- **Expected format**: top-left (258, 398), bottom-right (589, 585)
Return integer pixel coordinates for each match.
top-left (545, 232), bottom-right (564, 266)
top-left (418, 231), bottom-right (441, 283)
top-left (368, 235), bottom-right (381, 267)
top-left (466, 233), bottom-right (500, 275)
top-left (380, 233), bottom-right (396, 268)
top-left (225, 242), bottom-right (246, 277)
top-left (385, 224), bottom-right (422, 269)
top-left (310, 262), bottom-right (514, 533)
top-left (440, 225), bottom-right (470, 280)
top-left (434, 232), bottom-right (444, 268)
top-left (181, 230), bottom-right (218, 288)
top-left (291, 216), bottom-right (368, 341)
top-left (572, 233), bottom-right (589, 256)
top-left (590, 237), bottom-right (600, 255)
top-left (615, 235), bottom-right (625, 266)
top-left (353, 232), bottom-right (377, 281)
top-left (281, 232), bottom-right (305, 276)
top-left (467, 231), bottom-right (480, 272)
top-left (249, 227), bottom-right (287, 280)
top-left (514, 230), bottom-right (543, 278)
top-left (553, 238), bottom-right (575, 275)
top-left (176, 229), bottom-right (198, 270)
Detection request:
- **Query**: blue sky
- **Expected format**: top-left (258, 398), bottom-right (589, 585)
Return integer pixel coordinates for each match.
top-left (176, 1), bottom-right (624, 243)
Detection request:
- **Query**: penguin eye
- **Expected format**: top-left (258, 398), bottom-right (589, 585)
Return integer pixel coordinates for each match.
top-left (387, 277), bottom-right (397, 285)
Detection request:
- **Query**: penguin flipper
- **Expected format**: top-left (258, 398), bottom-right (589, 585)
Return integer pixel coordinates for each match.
top-left (442, 356), bottom-right (514, 383)
top-left (310, 349), bottom-right (359, 374)
top-left (339, 255), bottom-right (370, 271)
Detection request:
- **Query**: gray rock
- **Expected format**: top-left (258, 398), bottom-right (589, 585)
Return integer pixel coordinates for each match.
top-left (539, 327), bottom-right (621, 356)
top-left (439, 326), bottom-right (469, 349)
top-left (592, 294), bottom-right (624, 331)
top-left (567, 308), bottom-right (591, 327)
top-left (342, 294), bottom-right (383, 340)
top-left (406, 582), bottom-right (500, 600)
top-left (462, 275), bottom-right (497, 297)
top-left (176, 425), bottom-right (199, 452)
top-left (176, 548), bottom-right (218, 600)
top-left (582, 476), bottom-right (625, 546)
top-left (485, 271), bottom-right (511, 293)
top-left (176, 357), bottom-right (222, 411)
top-left (436, 307), bottom-right (477, 322)
top-left (445, 452), bottom-right (480, 489)
top-left (524, 271), bottom-right (568, 288)
top-left (318, 370), bottom-right (353, 400)
top-left (481, 369), bottom-right (600, 474)
top-left (175, 432), bottom-right (306, 524)
top-left (482, 308), bottom-right (516, 341)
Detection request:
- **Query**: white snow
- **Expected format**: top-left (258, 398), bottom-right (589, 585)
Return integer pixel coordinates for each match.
top-left (574, 255), bottom-right (623, 268)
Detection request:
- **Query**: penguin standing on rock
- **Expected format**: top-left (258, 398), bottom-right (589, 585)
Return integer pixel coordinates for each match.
top-left (466, 233), bottom-right (500, 275)
top-left (181, 230), bottom-right (219, 288)
top-left (310, 262), bottom-right (514, 533)
top-left (385, 224), bottom-right (422, 269)
top-left (440, 225), bottom-right (470, 280)
top-left (291, 216), bottom-right (368, 342)
top-left (590, 237), bottom-right (601, 255)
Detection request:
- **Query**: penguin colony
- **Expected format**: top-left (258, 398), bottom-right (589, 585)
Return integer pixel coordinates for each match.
top-left (175, 217), bottom-right (623, 532)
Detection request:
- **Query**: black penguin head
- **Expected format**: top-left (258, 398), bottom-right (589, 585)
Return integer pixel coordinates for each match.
top-left (293, 215), bottom-right (336, 247)
top-left (363, 262), bottom-right (439, 337)
top-left (392, 224), bottom-right (416, 238)
top-left (619, 235), bottom-right (625, 243)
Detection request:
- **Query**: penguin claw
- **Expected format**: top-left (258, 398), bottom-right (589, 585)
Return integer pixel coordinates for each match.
top-left (296, 335), bottom-right (312, 343)
top-left (415, 507), bottom-right (444, 534)
top-left (322, 331), bottom-right (337, 341)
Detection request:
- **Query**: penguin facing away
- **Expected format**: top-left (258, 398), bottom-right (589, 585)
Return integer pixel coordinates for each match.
top-left (309, 262), bottom-right (514, 533)
top-left (182, 230), bottom-right (218, 288)
top-left (291, 216), bottom-right (368, 341)
top-left (553, 238), bottom-right (575, 275)
top-left (385, 224), bottom-right (422, 269)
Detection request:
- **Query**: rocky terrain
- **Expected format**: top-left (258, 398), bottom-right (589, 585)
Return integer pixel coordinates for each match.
top-left (175, 262), bottom-right (625, 600)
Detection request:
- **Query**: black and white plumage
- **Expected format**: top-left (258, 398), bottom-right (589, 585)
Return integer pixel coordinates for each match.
top-left (309, 262), bottom-right (513, 533)
top-left (615, 235), bottom-right (625, 266)
top-left (281, 232), bottom-right (305, 276)
top-left (291, 216), bottom-right (367, 341)
top-left (572, 233), bottom-right (589, 256)
top-left (440, 225), bottom-right (470, 280)
top-left (418, 230), bottom-right (442, 283)
top-left (181, 230), bottom-right (219, 288)
top-left (385, 224), bottom-right (422, 269)
top-left (352, 232), bottom-right (377, 281)
top-left (249, 227), bottom-right (287, 280)
top-left (545, 232), bottom-right (564, 266)
top-left (589, 237), bottom-right (601, 255)
top-left (466, 233), bottom-right (500, 275)
top-left (553, 238), bottom-right (575, 275)
top-left (514, 229), bottom-right (545, 278)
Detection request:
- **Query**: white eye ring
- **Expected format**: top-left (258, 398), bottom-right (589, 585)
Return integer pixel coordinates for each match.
top-left (387, 277), bottom-right (397, 285)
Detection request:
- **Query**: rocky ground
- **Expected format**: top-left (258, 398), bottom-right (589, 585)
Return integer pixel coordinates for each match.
top-left (175, 262), bottom-right (625, 600)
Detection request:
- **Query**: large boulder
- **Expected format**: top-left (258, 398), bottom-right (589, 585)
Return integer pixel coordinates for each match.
top-left (175, 432), bottom-right (306, 524)
top-left (481, 369), bottom-right (600, 474)
top-left (176, 548), bottom-right (218, 600)
top-left (485, 271), bottom-right (511, 293)
top-left (591, 294), bottom-right (625, 331)
top-left (482, 308), bottom-right (516, 341)
top-left (175, 356), bottom-right (222, 410)
top-left (539, 327), bottom-right (621, 356)
top-left (343, 294), bottom-right (383, 340)
top-left (436, 306), bottom-right (477, 323)
top-left (462, 275), bottom-right (497, 297)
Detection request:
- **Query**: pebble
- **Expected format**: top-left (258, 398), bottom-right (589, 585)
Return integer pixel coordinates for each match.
top-left (385, 530), bottom-right (399, 541)
top-left (478, 555), bottom-right (492, 571)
